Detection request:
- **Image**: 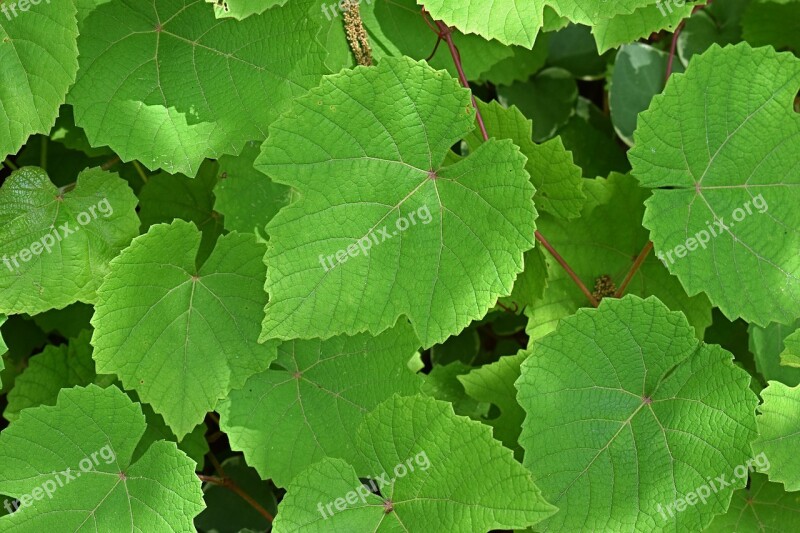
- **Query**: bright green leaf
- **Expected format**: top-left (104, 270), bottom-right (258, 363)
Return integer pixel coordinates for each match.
top-left (752, 381), bottom-right (800, 491)
top-left (91, 220), bottom-right (277, 438)
top-left (518, 295), bottom-right (758, 531)
top-left (257, 57), bottom-right (537, 347)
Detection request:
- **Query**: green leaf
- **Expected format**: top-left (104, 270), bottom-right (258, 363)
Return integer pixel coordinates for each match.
top-left (374, 0), bottom-right (514, 81)
top-left (0, 167), bottom-right (139, 315)
top-left (609, 43), bottom-right (684, 146)
top-left (752, 381), bottom-right (800, 491)
top-left (69, 0), bottom-right (327, 175)
top-left (91, 220), bottom-right (277, 438)
top-left (0, 385), bottom-right (204, 530)
top-left (207, 0), bottom-right (286, 19)
top-left (465, 100), bottom-right (585, 220)
top-left (0, 0), bottom-right (79, 160)
top-left (525, 173), bottom-right (712, 341)
top-left (678, 0), bottom-right (749, 65)
top-left (4, 331), bottom-right (101, 422)
top-left (497, 67), bottom-right (578, 142)
top-left (220, 324), bottom-right (422, 487)
top-left (417, 0), bottom-right (543, 47)
top-left (422, 361), bottom-right (488, 417)
top-left (459, 351), bottom-right (528, 459)
top-left (257, 57), bottom-right (537, 347)
top-left (517, 295), bottom-right (758, 531)
top-left (478, 37), bottom-right (550, 86)
top-left (749, 320), bottom-right (800, 386)
top-left (783, 330), bottom-right (800, 368)
top-left (195, 457), bottom-right (277, 532)
top-left (138, 159), bottom-right (224, 265)
top-left (592, 1), bottom-right (698, 53)
top-left (273, 395), bottom-right (557, 531)
top-left (706, 472), bottom-right (800, 532)
top-left (742, 0), bottom-right (800, 53)
top-left (629, 43), bottom-right (800, 326)
top-left (0, 315), bottom-right (6, 387)
top-left (546, 23), bottom-right (609, 79)
top-left (213, 141), bottom-right (292, 234)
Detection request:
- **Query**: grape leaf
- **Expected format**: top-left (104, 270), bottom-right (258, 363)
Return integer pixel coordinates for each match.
top-left (497, 67), bottom-right (578, 142)
top-left (0, 385), bottom-right (204, 530)
top-left (609, 43), bottom-right (684, 146)
top-left (592, 1), bottom-right (698, 53)
top-left (465, 100), bottom-right (585, 220)
top-left (749, 320), bottom-right (800, 386)
top-left (525, 173), bottom-right (712, 341)
top-left (257, 57), bottom-right (537, 347)
top-left (69, 0), bottom-right (327, 175)
top-left (373, 0), bottom-right (513, 81)
top-left (273, 395), bottom-right (557, 531)
top-left (0, 167), bottom-right (139, 316)
top-left (422, 361), bottom-right (488, 417)
top-left (207, 0), bottom-right (286, 19)
top-left (742, 0), bottom-right (800, 53)
top-left (0, 0), bottom-right (79, 160)
top-left (138, 159), bottom-right (224, 264)
top-left (213, 141), bottom-right (292, 234)
top-left (783, 330), bottom-right (800, 368)
top-left (4, 330), bottom-right (101, 422)
top-left (546, 23), bottom-right (609, 79)
top-left (517, 295), bottom-right (758, 531)
top-left (0, 315), bottom-right (5, 387)
top-left (417, 0), bottom-right (543, 47)
top-left (629, 43), bottom-right (800, 326)
top-left (752, 381), bottom-right (800, 491)
top-left (678, 0), bottom-right (749, 65)
top-left (706, 473), bottom-right (800, 532)
top-left (219, 323), bottom-right (423, 487)
top-left (459, 351), bottom-right (528, 459)
top-left (91, 220), bottom-right (277, 438)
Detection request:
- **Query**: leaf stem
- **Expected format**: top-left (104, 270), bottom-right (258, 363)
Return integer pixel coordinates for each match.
top-left (101, 155), bottom-right (121, 171)
top-left (430, 17), bottom-right (489, 141)
top-left (197, 474), bottom-right (274, 523)
top-left (132, 160), bottom-right (149, 184)
top-left (3, 158), bottom-right (18, 171)
top-left (536, 231), bottom-right (599, 307)
top-left (428, 9), bottom-right (597, 308)
top-left (40, 136), bottom-right (48, 171)
top-left (615, 241), bottom-right (654, 298)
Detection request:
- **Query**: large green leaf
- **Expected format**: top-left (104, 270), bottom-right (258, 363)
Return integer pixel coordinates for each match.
top-left (91, 220), bottom-right (277, 438)
top-left (0, 167), bottom-right (139, 315)
top-left (752, 381), bottom-right (800, 491)
top-left (219, 324), bottom-right (423, 487)
top-left (629, 43), bottom-right (800, 326)
top-left (0, 0), bottom-right (79, 159)
top-left (257, 57), bottom-right (537, 347)
top-left (69, 0), bottom-right (327, 175)
top-left (273, 395), bottom-right (556, 531)
top-left (0, 385), bottom-right (204, 530)
top-left (518, 295), bottom-right (758, 531)
top-left (525, 173), bottom-right (712, 341)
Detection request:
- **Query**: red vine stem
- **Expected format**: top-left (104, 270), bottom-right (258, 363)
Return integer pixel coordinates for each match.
top-left (198, 474), bottom-right (274, 523)
top-left (619, 2), bottom-right (711, 299)
top-left (615, 241), bottom-right (654, 298)
top-left (426, 10), bottom-right (598, 308)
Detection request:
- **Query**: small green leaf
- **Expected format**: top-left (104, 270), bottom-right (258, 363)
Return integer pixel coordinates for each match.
top-left (752, 381), bottom-right (800, 491)
top-left (220, 323), bottom-right (423, 487)
top-left (92, 220), bottom-right (277, 438)
top-left (0, 167), bottom-right (139, 315)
